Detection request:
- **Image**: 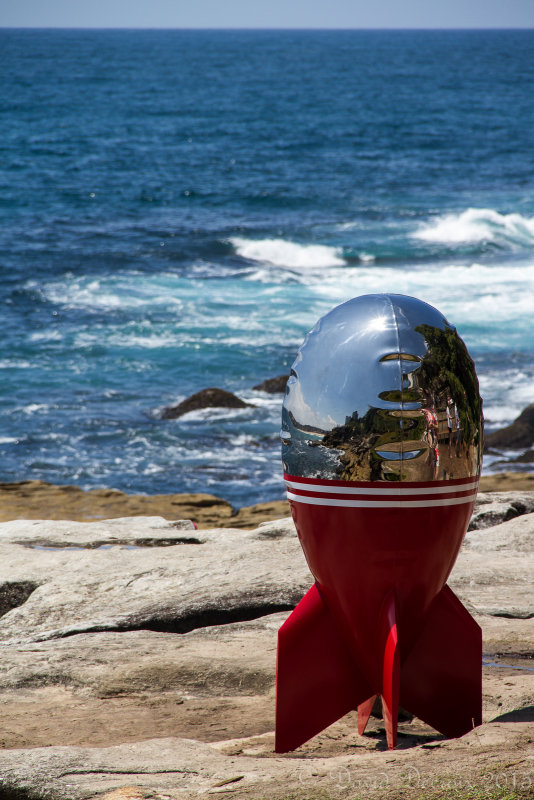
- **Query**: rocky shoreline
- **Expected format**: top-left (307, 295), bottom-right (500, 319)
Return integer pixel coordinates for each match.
top-left (1, 472), bottom-right (534, 529)
top-left (0, 480), bottom-right (289, 529)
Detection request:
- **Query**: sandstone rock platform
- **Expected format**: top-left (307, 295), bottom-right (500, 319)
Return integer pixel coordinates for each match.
top-left (0, 496), bottom-right (531, 799)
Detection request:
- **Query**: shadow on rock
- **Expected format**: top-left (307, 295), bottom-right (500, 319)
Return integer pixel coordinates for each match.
top-left (492, 705), bottom-right (534, 723)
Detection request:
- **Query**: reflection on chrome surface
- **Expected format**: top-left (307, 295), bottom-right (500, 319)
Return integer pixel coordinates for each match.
top-left (281, 294), bottom-right (483, 482)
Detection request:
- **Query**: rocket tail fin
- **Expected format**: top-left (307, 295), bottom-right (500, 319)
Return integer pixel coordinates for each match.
top-left (357, 695), bottom-right (378, 735)
top-left (357, 593), bottom-right (399, 748)
top-left (400, 584), bottom-right (482, 738)
top-left (275, 583), bottom-right (373, 753)
top-left (379, 591), bottom-right (400, 749)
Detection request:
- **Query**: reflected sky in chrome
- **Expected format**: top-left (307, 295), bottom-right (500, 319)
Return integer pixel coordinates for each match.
top-left (281, 294), bottom-right (483, 483)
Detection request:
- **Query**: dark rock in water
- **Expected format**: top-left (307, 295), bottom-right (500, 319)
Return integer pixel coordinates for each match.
top-left (511, 449), bottom-right (534, 463)
top-left (484, 404), bottom-right (534, 451)
top-left (252, 375), bottom-right (289, 394)
top-left (162, 387), bottom-right (254, 420)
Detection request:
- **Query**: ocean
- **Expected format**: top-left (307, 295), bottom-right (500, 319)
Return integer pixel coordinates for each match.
top-left (1, 28), bottom-right (534, 507)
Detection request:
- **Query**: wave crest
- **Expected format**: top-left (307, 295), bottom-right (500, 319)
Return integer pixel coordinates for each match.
top-left (229, 236), bottom-right (346, 268)
top-left (413, 208), bottom-right (534, 248)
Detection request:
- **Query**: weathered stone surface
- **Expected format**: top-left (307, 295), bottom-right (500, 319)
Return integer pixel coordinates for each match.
top-left (0, 481), bottom-right (236, 527)
top-left (0, 621), bottom-right (280, 699)
top-left (252, 375), bottom-right (289, 394)
top-left (478, 613), bottom-right (534, 656)
top-left (1, 505), bottom-right (532, 647)
top-left (0, 509), bottom-right (532, 640)
top-left (0, 480), bottom-right (289, 529)
top-left (0, 580), bottom-right (39, 618)
top-left (0, 516), bottom-right (305, 643)
top-left (469, 491), bottom-right (534, 530)
top-left (0, 620), bottom-right (283, 751)
top-left (231, 499), bottom-right (290, 529)
top-left (466, 511), bottom-right (534, 554)
top-left (0, 722), bottom-right (533, 800)
top-left (0, 506), bottom-right (532, 799)
top-left (161, 388), bottom-right (254, 420)
top-left (449, 512), bottom-right (534, 619)
top-left (485, 402), bottom-right (534, 450)
top-left (479, 472), bottom-right (534, 491)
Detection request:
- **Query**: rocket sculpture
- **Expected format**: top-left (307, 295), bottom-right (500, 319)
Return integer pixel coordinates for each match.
top-left (276, 294), bottom-right (483, 752)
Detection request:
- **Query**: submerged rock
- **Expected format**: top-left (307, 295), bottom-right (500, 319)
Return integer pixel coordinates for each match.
top-left (485, 403), bottom-right (534, 450)
top-left (252, 375), bottom-right (289, 394)
top-left (162, 387), bottom-right (254, 419)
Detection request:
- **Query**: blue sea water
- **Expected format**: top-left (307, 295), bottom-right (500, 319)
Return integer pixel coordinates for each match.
top-left (1, 28), bottom-right (534, 506)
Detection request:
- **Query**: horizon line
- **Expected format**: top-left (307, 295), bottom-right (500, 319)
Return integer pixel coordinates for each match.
top-left (1, 25), bottom-right (533, 32)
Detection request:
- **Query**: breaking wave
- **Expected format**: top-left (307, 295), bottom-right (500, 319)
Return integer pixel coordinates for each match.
top-left (229, 237), bottom-right (346, 268)
top-left (413, 208), bottom-right (534, 248)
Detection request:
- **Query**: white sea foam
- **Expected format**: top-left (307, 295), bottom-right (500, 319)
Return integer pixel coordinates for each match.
top-left (482, 395), bottom-right (532, 429)
top-left (335, 221), bottom-right (361, 231)
top-left (483, 375), bottom-right (534, 433)
top-left (29, 330), bottom-right (63, 343)
top-left (305, 262), bottom-right (534, 328)
top-left (229, 237), bottom-right (345, 268)
top-left (104, 331), bottom-right (180, 349)
top-left (38, 276), bottom-right (186, 312)
top-left (248, 391), bottom-right (285, 409)
top-left (0, 360), bottom-right (31, 369)
top-left (20, 403), bottom-right (49, 415)
top-left (413, 208), bottom-right (534, 247)
top-left (243, 267), bottom-right (301, 284)
top-left (483, 406), bottom-right (522, 428)
top-left (166, 406), bottom-right (256, 423)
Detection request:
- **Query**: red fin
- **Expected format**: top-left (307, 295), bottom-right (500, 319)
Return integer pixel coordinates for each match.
top-left (357, 695), bottom-right (378, 735)
top-left (380, 592), bottom-right (400, 749)
top-left (400, 584), bottom-right (482, 738)
top-left (275, 583), bottom-right (372, 753)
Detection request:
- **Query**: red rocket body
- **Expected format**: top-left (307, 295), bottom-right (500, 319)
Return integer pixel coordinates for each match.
top-left (276, 294), bottom-right (484, 752)
top-left (275, 474), bottom-right (482, 752)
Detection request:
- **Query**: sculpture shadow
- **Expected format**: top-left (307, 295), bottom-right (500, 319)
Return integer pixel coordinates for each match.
top-left (491, 705), bottom-right (534, 723)
top-left (362, 728), bottom-right (446, 751)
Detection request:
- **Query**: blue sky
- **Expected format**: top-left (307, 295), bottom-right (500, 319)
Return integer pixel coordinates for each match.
top-left (1, 0), bottom-right (533, 29)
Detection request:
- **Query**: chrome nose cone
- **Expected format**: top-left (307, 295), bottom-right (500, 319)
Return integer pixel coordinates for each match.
top-left (281, 294), bottom-right (483, 482)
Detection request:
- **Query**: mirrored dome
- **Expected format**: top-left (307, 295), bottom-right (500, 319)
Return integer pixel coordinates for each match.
top-left (281, 294), bottom-right (483, 482)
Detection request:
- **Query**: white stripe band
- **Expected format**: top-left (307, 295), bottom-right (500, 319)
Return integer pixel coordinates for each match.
top-left (285, 479), bottom-right (479, 496)
top-left (286, 491), bottom-right (479, 509)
